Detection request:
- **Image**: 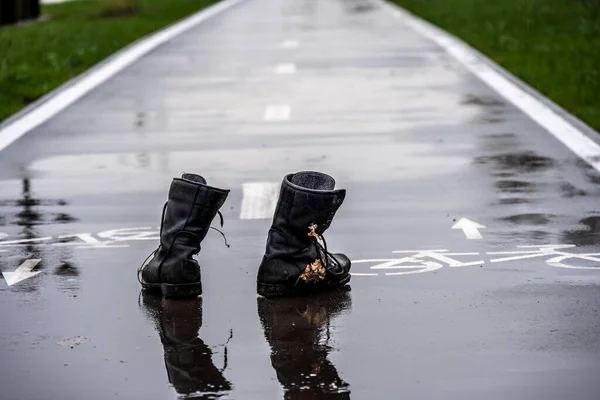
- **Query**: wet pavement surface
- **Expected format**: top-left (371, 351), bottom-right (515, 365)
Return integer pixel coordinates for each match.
top-left (1, 0), bottom-right (600, 398)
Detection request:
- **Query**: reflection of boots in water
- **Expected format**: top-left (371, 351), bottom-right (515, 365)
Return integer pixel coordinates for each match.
top-left (258, 289), bottom-right (352, 399)
top-left (140, 292), bottom-right (232, 397)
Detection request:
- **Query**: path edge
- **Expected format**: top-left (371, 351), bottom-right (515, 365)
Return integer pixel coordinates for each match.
top-left (0, 0), bottom-right (244, 153)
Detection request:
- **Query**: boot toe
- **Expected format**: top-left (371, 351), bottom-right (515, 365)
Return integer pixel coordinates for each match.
top-left (332, 253), bottom-right (351, 274)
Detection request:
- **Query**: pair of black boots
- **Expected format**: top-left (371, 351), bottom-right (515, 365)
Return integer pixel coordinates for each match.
top-left (138, 171), bottom-right (351, 297)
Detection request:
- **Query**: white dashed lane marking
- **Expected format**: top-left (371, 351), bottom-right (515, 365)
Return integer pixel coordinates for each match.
top-left (281, 40), bottom-right (299, 49)
top-left (274, 63), bottom-right (297, 74)
top-left (240, 182), bottom-right (280, 220)
top-left (264, 105), bottom-right (291, 121)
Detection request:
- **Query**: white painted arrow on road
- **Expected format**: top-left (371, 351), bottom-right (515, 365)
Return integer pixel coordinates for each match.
top-left (3, 259), bottom-right (42, 286)
top-left (452, 218), bottom-right (486, 240)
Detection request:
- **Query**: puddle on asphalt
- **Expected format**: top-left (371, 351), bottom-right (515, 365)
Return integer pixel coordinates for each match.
top-left (342, 0), bottom-right (376, 14)
top-left (474, 151), bottom-right (556, 173)
top-left (496, 197), bottom-right (532, 205)
top-left (3, 144), bottom-right (469, 200)
top-left (562, 216), bottom-right (600, 246)
top-left (140, 289), bottom-right (352, 398)
top-left (0, 178), bottom-right (75, 227)
top-left (257, 289), bottom-right (352, 397)
top-left (0, 177), bottom-right (80, 293)
top-left (461, 94), bottom-right (508, 125)
top-left (494, 179), bottom-right (537, 193)
top-left (500, 213), bottom-right (555, 225)
top-left (559, 182), bottom-right (588, 198)
top-left (140, 294), bottom-right (233, 397)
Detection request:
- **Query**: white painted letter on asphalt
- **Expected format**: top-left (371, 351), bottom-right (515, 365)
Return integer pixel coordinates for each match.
top-left (452, 218), bottom-right (486, 240)
top-left (3, 259), bottom-right (42, 286)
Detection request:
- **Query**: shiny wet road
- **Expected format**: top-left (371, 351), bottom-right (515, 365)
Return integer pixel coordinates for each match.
top-left (1, 0), bottom-right (600, 398)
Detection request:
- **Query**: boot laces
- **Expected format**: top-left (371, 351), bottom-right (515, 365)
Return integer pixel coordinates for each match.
top-left (307, 223), bottom-right (341, 275)
top-left (209, 211), bottom-right (230, 248)
top-left (137, 203), bottom-right (229, 285)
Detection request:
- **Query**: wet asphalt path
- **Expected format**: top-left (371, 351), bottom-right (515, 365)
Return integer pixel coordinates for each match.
top-left (1, 0), bottom-right (600, 398)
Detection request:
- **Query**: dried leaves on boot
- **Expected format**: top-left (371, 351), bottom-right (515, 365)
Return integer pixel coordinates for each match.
top-left (300, 259), bottom-right (327, 283)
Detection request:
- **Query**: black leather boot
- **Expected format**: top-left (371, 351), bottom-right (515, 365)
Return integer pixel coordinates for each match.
top-left (257, 171), bottom-right (351, 297)
top-left (140, 293), bottom-right (232, 396)
top-left (258, 289), bottom-right (352, 398)
top-left (138, 173), bottom-right (229, 298)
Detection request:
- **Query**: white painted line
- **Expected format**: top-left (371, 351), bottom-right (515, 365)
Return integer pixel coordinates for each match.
top-left (382, 0), bottom-right (600, 172)
top-left (274, 63), bottom-right (297, 74)
top-left (3, 259), bottom-right (42, 286)
top-left (0, 233), bottom-right (7, 240)
top-left (74, 245), bottom-right (130, 249)
top-left (451, 218), bottom-right (486, 240)
top-left (281, 40), bottom-right (299, 49)
top-left (240, 182), bottom-right (280, 220)
top-left (0, 0), bottom-right (244, 153)
top-left (350, 272), bottom-right (379, 276)
top-left (0, 237), bottom-right (52, 246)
top-left (264, 105), bottom-right (291, 121)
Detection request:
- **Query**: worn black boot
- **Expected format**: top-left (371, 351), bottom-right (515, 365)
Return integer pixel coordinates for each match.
top-left (257, 171), bottom-right (351, 297)
top-left (140, 293), bottom-right (232, 396)
top-left (138, 173), bottom-right (229, 298)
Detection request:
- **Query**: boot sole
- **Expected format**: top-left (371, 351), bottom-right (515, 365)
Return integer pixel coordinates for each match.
top-left (141, 281), bottom-right (202, 298)
top-left (257, 275), bottom-right (350, 298)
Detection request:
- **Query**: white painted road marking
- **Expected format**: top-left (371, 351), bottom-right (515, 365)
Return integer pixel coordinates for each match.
top-left (3, 259), bottom-right (42, 286)
top-left (281, 40), bottom-right (299, 49)
top-left (53, 233), bottom-right (130, 249)
top-left (0, 0), bottom-right (244, 153)
top-left (0, 233), bottom-right (7, 240)
top-left (274, 63), bottom-right (297, 74)
top-left (353, 245), bottom-right (600, 276)
top-left (0, 227), bottom-right (158, 248)
top-left (451, 218), bottom-right (486, 240)
top-left (0, 237), bottom-right (52, 246)
top-left (240, 182), bottom-right (280, 220)
top-left (264, 105), bottom-right (291, 121)
top-left (383, 0), bottom-right (600, 173)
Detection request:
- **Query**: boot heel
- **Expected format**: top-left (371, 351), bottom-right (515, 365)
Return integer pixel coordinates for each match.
top-left (161, 282), bottom-right (202, 298)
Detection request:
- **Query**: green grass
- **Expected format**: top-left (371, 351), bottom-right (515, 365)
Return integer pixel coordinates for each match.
top-left (0, 0), bottom-right (217, 123)
top-left (392, 0), bottom-right (600, 132)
